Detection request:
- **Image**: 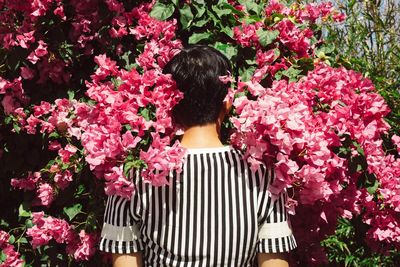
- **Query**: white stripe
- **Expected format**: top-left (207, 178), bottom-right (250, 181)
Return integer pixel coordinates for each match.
top-left (188, 154), bottom-right (196, 262)
top-left (258, 221), bottom-right (293, 239)
top-left (193, 154), bottom-right (202, 267)
top-left (201, 154), bottom-right (210, 267)
top-left (100, 222), bottom-right (141, 242)
top-left (210, 153), bottom-right (218, 266)
top-left (185, 146), bottom-right (232, 154)
top-left (235, 152), bottom-right (246, 264)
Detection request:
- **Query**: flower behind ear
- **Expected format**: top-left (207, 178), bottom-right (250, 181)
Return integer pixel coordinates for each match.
top-left (218, 70), bottom-right (234, 84)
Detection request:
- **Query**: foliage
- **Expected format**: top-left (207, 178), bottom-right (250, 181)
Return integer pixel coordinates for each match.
top-left (313, 0), bottom-right (400, 265)
top-left (322, 0), bottom-right (400, 133)
top-left (321, 217), bottom-right (400, 266)
top-left (0, 0), bottom-right (399, 266)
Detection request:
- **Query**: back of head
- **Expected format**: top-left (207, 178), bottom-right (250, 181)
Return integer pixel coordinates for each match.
top-left (162, 44), bottom-right (232, 127)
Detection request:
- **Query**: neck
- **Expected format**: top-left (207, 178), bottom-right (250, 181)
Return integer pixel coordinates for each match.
top-left (180, 123), bottom-right (224, 148)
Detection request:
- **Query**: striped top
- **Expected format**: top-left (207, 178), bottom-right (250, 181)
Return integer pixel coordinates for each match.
top-left (99, 146), bottom-right (296, 266)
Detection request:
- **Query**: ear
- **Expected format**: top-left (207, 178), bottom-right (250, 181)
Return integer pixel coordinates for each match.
top-left (224, 100), bottom-right (232, 113)
top-left (217, 101), bottom-right (232, 124)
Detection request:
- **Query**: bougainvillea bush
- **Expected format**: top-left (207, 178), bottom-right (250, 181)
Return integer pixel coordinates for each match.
top-left (0, 0), bottom-right (399, 266)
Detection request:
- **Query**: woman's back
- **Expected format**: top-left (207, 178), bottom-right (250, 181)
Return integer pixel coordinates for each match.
top-left (99, 146), bottom-right (296, 266)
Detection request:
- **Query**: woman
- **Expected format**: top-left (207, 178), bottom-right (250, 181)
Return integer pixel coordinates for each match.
top-left (98, 45), bottom-right (296, 267)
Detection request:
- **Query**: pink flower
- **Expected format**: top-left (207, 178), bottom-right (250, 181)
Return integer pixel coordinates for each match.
top-left (20, 66), bottom-right (36, 80)
top-left (66, 230), bottom-right (97, 261)
top-left (27, 212), bottom-right (73, 249)
top-left (58, 144), bottom-right (78, 163)
top-left (32, 183), bottom-right (54, 207)
top-left (54, 5), bottom-right (66, 20)
top-left (16, 31), bottom-right (35, 49)
top-left (276, 19), bottom-right (312, 58)
top-left (48, 140), bottom-right (62, 151)
top-left (104, 166), bottom-right (134, 199)
top-left (33, 101), bottom-right (53, 117)
top-left (92, 54), bottom-right (119, 81)
top-left (392, 135), bottom-right (400, 154)
top-left (11, 172), bottom-right (41, 191)
top-left (1, 95), bottom-right (18, 114)
top-left (218, 71), bottom-right (234, 84)
top-left (233, 21), bottom-right (263, 48)
top-left (264, 0), bottom-right (285, 16)
top-left (54, 170), bottom-right (73, 190)
top-left (0, 230), bottom-right (24, 267)
top-left (27, 40), bottom-right (48, 64)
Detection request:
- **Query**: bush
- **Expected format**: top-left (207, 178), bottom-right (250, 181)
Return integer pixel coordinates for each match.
top-left (0, 0), bottom-right (399, 266)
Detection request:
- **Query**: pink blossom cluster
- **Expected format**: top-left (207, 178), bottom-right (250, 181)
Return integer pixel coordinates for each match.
top-left (27, 211), bottom-right (73, 248)
top-left (231, 64), bottom-right (400, 260)
top-left (82, 4), bottom-right (185, 195)
top-left (10, 2), bottom-right (186, 200)
top-left (79, 54), bottom-right (185, 198)
top-left (232, 0), bottom-right (345, 84)
top-left (10, 141), bottom-right (78, 206)
top-left (265, 0), bottom-right (345, 23)
top-left (0, 77), bottom-right (29, 115)
top-left (0, 230), bottom-right (24, 267)
top-left (10, 172), bottom-right (55, 207)
top-left (66, 230), bottom-right (97, 261)
top-left (26, 212), bottom-right (96, 261)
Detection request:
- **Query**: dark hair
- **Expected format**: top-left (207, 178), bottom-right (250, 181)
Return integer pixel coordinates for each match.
top-left (162, 44), bottom-right (232, 127)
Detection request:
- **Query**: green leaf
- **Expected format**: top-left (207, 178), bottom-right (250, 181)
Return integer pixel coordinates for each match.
top-left (193, 1), bottom-right (206, 18)
top-left (353, 141), bottom-right (365, 156)
top-left (221, 26), bottom-right (234, 38)
top-left (123, 124), bottom-right (132, 131)
top-left (4, 116), bottom-right (13, 125)
top-left (74, 184), bottom-right (86, 197)
top-left (0, 219), bottom-right (9, 228)
top-left (207, 9), bottom-right (219, 26)
top-left (63, 203), bottom-right (82, 221)
top-left (239, 66), bottom-right (256, 82)
top-left (188, 32), bottom-right (212, 44)
top-left (213, 42), bottom-right (238, 60)
top-left (139, 108), bottom-right (151, 121)
top-left (49, 131), bottom-right (60, 139)
top-left (67, 90), bottom-right (75, 101)
top-left (179, 4), bottom-right (194, 29)
top-left (192, 18), bottom-right (209, 27)
top-left (149, 2), bottom-right (175, 21)
top-left (8, 235), bottom-right (15, 244)
top-left (256, 29), bottom-right (279, 47)
top-left (0, 251), bottom-right (6, 263)
top-left (19, 203), bottom-right (32, 218)
top-left (239, 0), bottom-right (263, 15)
top-left (123, 160), bottom-right (146, 177)
top-left (220, 3), bottom-right (244, 17)
top-left (244, 15), bottom-right (262, 24)
top-left (13, 123), bottom-right (21, 133)
top-left (25, 219), bottom-right (33, 228)
top-left (18, 237), bottom-right (28, 244)
top-left (317, 43), bottom-right (335, 55)
top-left (281, 66), bottom-right (302, 82)
top-left (367, 179), bottom-right (379, 194)
top-left (211, 5), bottom-right (232, 18)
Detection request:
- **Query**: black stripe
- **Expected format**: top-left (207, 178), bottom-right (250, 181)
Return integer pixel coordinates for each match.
top-left (231, 151), bottom-right (242, 266)
top-left (205, 153), bottom-right (212, 266)
top-left (191, 154), bottom-right (199, 264)
top-left (224, 151), bottom-right (234, 265)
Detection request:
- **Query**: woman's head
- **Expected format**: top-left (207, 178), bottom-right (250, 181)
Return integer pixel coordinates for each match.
top-left (162, 44), bottom-right (232, 127)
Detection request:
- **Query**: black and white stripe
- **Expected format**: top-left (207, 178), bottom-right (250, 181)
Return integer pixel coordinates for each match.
top-left (99, 146), bottom-right (296, 266)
